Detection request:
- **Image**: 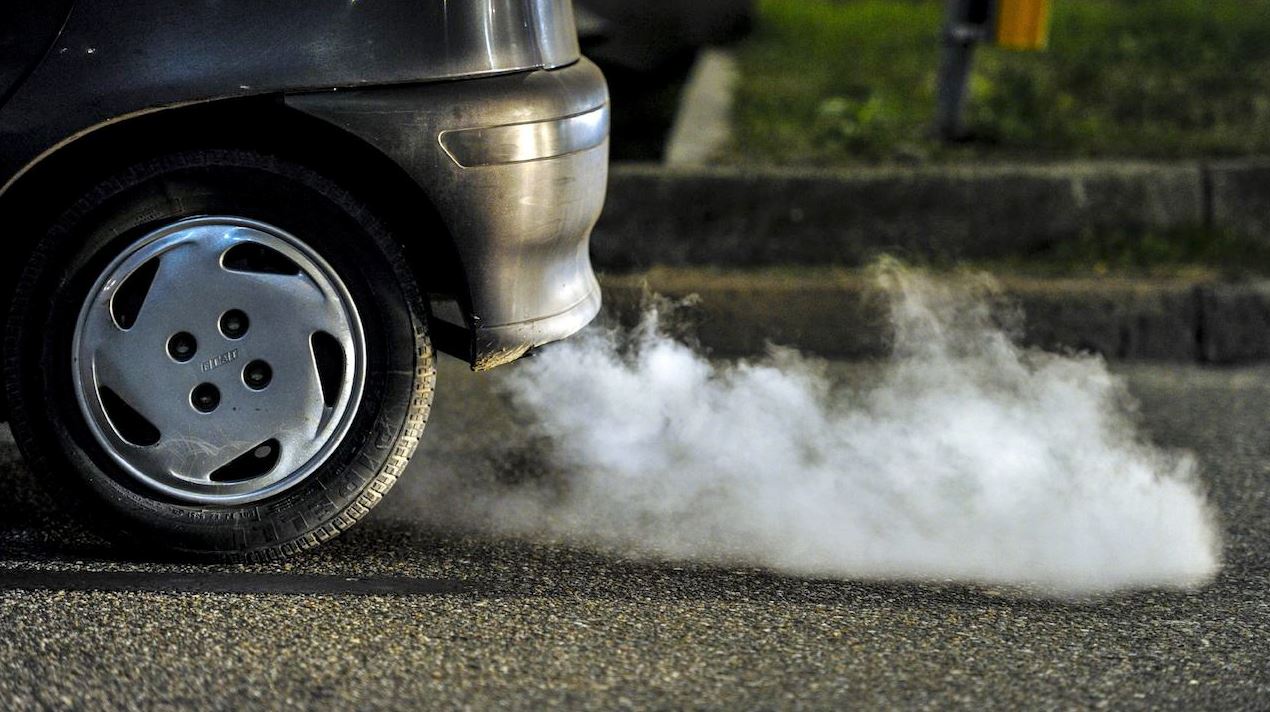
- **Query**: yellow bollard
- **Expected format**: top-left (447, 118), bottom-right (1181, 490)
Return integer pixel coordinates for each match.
top-left (995, 0), bottom-right (1052, 50)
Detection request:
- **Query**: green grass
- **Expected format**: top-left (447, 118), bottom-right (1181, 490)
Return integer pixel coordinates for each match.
top-left (977, 227), bottom-right (1270, 279)
top-left (731, 0), bottom-right (1270, 165)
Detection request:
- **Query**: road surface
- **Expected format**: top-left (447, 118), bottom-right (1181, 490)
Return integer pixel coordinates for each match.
top-left (0, 360), bottom-right (1267, 709)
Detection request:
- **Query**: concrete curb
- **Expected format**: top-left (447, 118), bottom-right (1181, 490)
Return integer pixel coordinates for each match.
top-left (664, 48), bottom-right (738, 166)
top-left (592, 159), bottom-right (1270, 269)
top-left (598, 271), bottom-right (1270, 363)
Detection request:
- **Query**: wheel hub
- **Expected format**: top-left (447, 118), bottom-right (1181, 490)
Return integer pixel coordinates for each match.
top-left (72, 216), bottom-right (366, 505)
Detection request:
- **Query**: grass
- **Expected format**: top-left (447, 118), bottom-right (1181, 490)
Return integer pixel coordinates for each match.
top-left (978, 227), bottom-right (1270, 279)
top-left (731, 0), bottom-right (1270, 165)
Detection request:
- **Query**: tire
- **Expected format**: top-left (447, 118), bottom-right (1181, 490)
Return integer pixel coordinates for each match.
top-left (3, 149), bottom-right (435, 561)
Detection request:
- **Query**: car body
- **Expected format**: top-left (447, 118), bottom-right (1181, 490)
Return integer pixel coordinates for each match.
top-left (0, 1), bottom-right (608, 558)
top-left (0, 0), bottom-right (609, 372)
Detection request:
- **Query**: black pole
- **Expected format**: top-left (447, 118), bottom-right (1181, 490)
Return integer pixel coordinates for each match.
top-left (935, 0), bottom-right (993, 141)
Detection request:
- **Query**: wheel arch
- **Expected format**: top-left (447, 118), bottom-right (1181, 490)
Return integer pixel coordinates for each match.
top-left (0, 97), bottom-right (475, 388)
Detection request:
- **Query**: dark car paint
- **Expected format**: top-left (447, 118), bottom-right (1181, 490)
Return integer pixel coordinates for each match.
top-left (0, 3), bottom-right (72, 105)
top-left (0, 0), bottom-right (579, 194)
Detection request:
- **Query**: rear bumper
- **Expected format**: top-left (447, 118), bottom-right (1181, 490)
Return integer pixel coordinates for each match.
top-left (286, 59), bottom-right (609, 369)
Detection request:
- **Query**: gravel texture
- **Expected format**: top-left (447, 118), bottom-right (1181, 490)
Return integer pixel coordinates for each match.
top-left (0, 360), bottom-right (1266, 710)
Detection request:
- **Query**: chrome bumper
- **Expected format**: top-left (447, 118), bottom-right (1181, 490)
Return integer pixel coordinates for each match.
top-left (286, 60), bottom-right (609, 370)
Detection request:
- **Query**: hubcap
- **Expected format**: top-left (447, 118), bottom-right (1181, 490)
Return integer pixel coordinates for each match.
top-left (72, 217), bottom-right (366, 505)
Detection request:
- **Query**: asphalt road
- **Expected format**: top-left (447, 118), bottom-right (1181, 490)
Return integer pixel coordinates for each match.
top-left (0, 359), bottom-right (1267, 710)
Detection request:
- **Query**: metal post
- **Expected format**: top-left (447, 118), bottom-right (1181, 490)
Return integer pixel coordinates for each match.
top-left (935, 0), bottom-right (993, 141)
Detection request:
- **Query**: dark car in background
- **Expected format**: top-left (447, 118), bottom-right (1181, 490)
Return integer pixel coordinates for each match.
top-left (577, 0), bottom-right (754, 158)
top-left (0, 1), bottom-right (609, 559)
top-left (578, 0), bottom-right (754, 72)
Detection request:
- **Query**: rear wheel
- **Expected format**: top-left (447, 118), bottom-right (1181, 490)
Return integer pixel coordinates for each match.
top-left (4, 149), bottom-right (435, 560)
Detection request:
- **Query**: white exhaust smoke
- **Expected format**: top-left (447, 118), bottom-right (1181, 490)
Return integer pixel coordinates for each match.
top-left (419, 263), bottom-right (1221, 596)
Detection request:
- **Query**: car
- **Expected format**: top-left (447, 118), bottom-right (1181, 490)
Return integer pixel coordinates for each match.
top-left (577, 0), bottom-right (754, 72)
top-left (0, 1), bottom-right (609, 560)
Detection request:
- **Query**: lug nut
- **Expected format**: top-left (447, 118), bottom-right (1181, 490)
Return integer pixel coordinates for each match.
top-left (220, 309), bottom-right (249, 339)
top-left (167, 332), bottom-right (198, 362)
top-left (191, 383), bottom-right (220, 413)
top-left (243, 360), bottom-right (272, 390)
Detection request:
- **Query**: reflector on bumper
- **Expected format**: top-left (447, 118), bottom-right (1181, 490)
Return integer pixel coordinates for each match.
top-left (439, 105), bottom-right (610, 168)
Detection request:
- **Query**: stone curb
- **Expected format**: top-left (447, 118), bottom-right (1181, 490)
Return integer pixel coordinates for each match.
top-left (591, 159), bottom-right (1270, 270)
top-left (597, 271), bottom-right (1270, 363)
top-left (664, 48), bottom-right (738, 166)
